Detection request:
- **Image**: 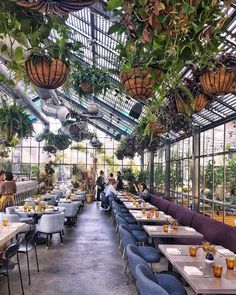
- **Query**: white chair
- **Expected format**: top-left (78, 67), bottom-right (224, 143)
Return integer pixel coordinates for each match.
top-left (58, 202), bottom-right (80, 226)
top-left (37, 212), bottom-right (65, 249)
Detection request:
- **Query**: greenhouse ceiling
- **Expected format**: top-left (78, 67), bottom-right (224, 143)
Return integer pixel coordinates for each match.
top-left (1, 0), bottom-right (236, 142)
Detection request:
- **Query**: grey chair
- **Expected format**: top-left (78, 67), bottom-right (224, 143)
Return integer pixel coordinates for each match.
top-left (37, 212), bottom-right (65, 249)
top-left (126, 245), bottom-right (187, 295)
top-left (58, 202), bottom-right (80, 226)
top-left (0, 242), bottom-right (24, 295)
top-left (5, 206), bottom-right (33, 225)
top-left (136, 264), bottom-right (169, 295)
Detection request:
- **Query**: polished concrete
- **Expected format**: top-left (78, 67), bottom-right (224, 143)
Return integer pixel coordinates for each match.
top-left (0, 202), bottom-right (136, 295)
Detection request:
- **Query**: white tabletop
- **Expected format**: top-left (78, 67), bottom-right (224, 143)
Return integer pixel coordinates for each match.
top-left (0, 222), bottom-right (25, 247)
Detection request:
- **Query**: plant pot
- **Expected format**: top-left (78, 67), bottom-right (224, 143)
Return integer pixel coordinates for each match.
top-left (199, 66), bottom-right (235, 95)
top-left (120, 67), bottom-right (163, 100)
top-left (150, 121), bottom-right (166, 134)
top-left (86, 193), bottom-right (94, 203)
top-left (25, 55), bottom-right (69, 89)
top-left (175, 93), bottom-right (209, 114)
top-left (87, 103), bottom-right (99, 115)
top-left (80, 83), bottom-right (94, 94)
top-left (17, 0), bottom-right (96, 15)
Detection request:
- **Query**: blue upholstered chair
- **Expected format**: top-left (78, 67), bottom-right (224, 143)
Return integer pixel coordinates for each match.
top-left (136, 264), bottom-right (169, 295)
top-left (119, 224), bottom-right (148, 244)
top-left (126, 244), bottom-right (187, 295)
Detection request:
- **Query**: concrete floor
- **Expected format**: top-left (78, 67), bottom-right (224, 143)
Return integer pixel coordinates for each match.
top-left (0, 202), bottom-right (194, 295)
top-left (0, 202), bottom-right (136, 295)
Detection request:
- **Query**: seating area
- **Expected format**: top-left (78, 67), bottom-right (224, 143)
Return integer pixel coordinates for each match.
top-left (0, 1), bottom-right (236, 295)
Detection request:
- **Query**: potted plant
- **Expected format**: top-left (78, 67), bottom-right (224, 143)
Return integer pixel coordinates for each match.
top-left (71, 62), bottom-right (111, 96)
top-left (0, 99), bottom-right (34, 146)
top-left (195, 54), bottom-right (236, 95)
top-left (43, 132), bottom-right (71, 151)
top-left (172, 79), bottom-right (214, 117)
top-left (16, 0), bottom-right (96, 15)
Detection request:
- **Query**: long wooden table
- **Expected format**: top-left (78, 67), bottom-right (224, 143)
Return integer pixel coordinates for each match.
top-left (123, 202), bottom-right (156, 210)
top-left (159, 244), bottom-right (236, 294)
top-left (0, 222), bottom-right (25, 247)
top-left (129, 210), bottom-right (171, 224)
top-left (143, 225), bottom-right (203, 239)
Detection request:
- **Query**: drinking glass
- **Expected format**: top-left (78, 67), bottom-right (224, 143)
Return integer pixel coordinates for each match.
top-left (146, 212), bottom-right (151, 219)
top-left (226, 257), bottom-right (235, 270)
top-left (163, 224), bottom-right (169, 232)
top-left (2, 218), bottom-right (8, 226)
top-left (155, 211), bottom-right (159, 218)
top-left (189, 246), bottom-right (198, 257)
top-left (213, 265), bottom-right (223, 278)
top-left (142, 208), bottom-right (146, 215)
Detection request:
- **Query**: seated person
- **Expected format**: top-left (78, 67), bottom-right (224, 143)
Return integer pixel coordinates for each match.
top-left (138, 183), bottom-right (150, 202)
top-left (104, 180), bottom-right (118, 209)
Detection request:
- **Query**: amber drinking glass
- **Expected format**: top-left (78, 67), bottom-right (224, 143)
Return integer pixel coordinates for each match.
top-left (189, 246), bottom-right (198, 257)
top-left (163, 224), bottom-right (169, 232)
top-left (225, 257), bottom-right (235, 270)
top-left (155, 211), bottom-right (159, 218)
top-left (173, 222), bottom-right (178, 231)
top-left (202, 241), bottom-right (210, 251)
top-left (2, 218), bottom-right (8, 226)
top-left (142, 208), bottom-right (146, 215)
top-left (213, 265), bottom-right (223, 278)
top-left (146, 212), bottom-right (151, 219)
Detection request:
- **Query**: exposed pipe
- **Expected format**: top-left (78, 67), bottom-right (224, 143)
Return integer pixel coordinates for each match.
top-left (36, 88), bottom-right (70, 123)
top-left (0, 62), bottom-right (49, 126)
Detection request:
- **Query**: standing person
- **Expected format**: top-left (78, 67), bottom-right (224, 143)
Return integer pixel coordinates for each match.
top-left (96, 170), bottom-right (105, 201)
top-left (108, 173), bottom-right (115, 183)
top-left (116, 171), bottom-right (123, 191)
top-left (0, 171), bottom-right (16, 212)
top-left (0, 170), bottom-right (5, 196)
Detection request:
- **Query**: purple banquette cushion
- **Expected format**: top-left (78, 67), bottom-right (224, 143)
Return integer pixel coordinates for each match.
top-left (168, 204), bottom-right (196, 227)
top-left (192, 213), bottom-right (236, 253)
top-left (150, 196), bottom-right (170, 213)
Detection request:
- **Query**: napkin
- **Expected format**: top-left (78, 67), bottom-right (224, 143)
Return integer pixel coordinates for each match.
top-left (217, 248), bottom-right (234, 256)
top-left (184, 227), bottom-right (196, 232)
top-left (135, 214), bottom-right (143, 218)
top-left (166, 248), bottom-right (181, 255)
top-left (146, 226), bottom-right (157, 232)
top-left (184, 266), bottom-right (203, 276)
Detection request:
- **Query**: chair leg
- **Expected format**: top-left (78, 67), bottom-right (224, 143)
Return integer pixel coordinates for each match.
top-left (6, 267), bottom-right (11, 295)
top-left (60, 231), bottom-right (63, 245)
top-left (124, 260), bottom-right (129, 274)
top-left (122, 248), bottom-right (126, 259)
top-left (46, 234), bottom-right (49, 250)
top-left (26, 251), bottom-right (31, 285)
top-left (34, 245), bottom-right (40, 272)
top-left (119, 239), bottom-right (122, 249)
top-left (62, 229), bottom-right (64, 236)
top-left (17, 253), bottom-right (24, 295)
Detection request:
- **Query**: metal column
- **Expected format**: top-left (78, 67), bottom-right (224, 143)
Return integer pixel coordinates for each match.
top-left (165, 140), bottom-right (171, 200)
top-left (140, 152), bottom-right (144, 171)
top-left (192, 127), bottom-right (200, 212)
top-left (149, 151), bottom-right (155, 194)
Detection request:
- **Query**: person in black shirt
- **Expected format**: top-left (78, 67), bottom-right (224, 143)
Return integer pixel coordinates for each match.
top-left (116, 171), bottom-right (123, 191)
top-left (96, 170), bottom-right (105, 201)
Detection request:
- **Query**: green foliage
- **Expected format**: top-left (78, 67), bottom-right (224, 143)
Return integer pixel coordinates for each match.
top-left (0, 99), bottom-right (34, 146)
top-left (71, 62), bottom-right (111, 96)
top-left (123, 167), bottom-right (136, 192)
top-left (136, 170), bottom-right (148, 183)
top-left (43, 132), bottom-right (71, 151)
top-left (30, 164), bottom-right (39, 180)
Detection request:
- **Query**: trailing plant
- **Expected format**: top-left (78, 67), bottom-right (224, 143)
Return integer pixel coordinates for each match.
top-left (122, 167), bottom-right (136, 192)
top-left (0, 99), bottom-right (34, 146)
top-left (71, 62), bottom-right (111, 96)
top-left (43, 132), bottom-right (71, 151)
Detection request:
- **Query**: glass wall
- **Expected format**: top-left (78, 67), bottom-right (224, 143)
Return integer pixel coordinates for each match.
top-left (154, 119), bottom-right (236, 226)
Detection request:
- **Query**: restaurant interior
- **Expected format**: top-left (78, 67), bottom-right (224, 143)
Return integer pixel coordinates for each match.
top-left (0, 0), bottom-right (236, 294)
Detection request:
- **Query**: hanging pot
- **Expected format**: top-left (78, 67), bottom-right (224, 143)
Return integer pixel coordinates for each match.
top-left (175, 92), bottom-right (209, 114)
top-left (17, 0), bottom-right (96, 15)
top-left (199, 66), bottom-right (235, 95)
top-left (80, 82), bottom-right (94, 94)
top-left (150, 120), bottom-right (166, 134)
top-left (87, 103), bottom-right (99, 115)
top-left (25, 55), bottom-right (69, 89)
top-left (120, 67), bottom-right (163, 100)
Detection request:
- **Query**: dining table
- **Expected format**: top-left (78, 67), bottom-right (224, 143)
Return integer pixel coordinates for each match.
top-left (123, 201), bottom-right (156, 210)
top-left (0, 222), bottom-right (26, 247)
top-left (158, 244), bottom-right (236, 294)
top-left (129, 210), bottom-right (171, 225)
top-left (143, 225), bottom-right (203, 239)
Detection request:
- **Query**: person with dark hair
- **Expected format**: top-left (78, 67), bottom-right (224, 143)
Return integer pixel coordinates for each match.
top-left (116, 171), bottom-right (123, 191)
top-left (96, 170), bottom-right (105, 201)
top-left (0, 170), bottom-right (5, 196)
top-left (139, 183), bottom-right (150, 202)
top-left (107, 172), bottom-right (115, 183)
top-left (0, 171), bottom-right (16, 212)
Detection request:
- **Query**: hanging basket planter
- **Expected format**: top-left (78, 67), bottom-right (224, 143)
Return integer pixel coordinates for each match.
top-left (25, 55), bottom-right (69, 89)
top-left (175, 92), bottom-right (209, 114)
top-left (199, 66), bottom-right (235, 95)
top-left (149, 121), bottom-right (166, 134)
top-left (16, 0), bottom-right (96, 15)
top-left (80, 82), bottom-right (94, 94)
top-left (120, 67), bottom-right (162, 100)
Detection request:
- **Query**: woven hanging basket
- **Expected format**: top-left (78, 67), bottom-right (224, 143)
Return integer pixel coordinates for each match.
top-left (16, 0), bottom-right (96, 15)
top-left (120, 67), bottom-right (162, 100)
top-left (175, 93), bottom-right (208, 114)
top-left (25, 56), bottom-right (69, 89)
top-left (150, 121), bottom-right (166, 134)
top-left (69, 124), bottom-right (81, 138)
top-left (199, 66), bottom-right (236, 95)
top-left (80, 83), bottom-right (94, 94)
